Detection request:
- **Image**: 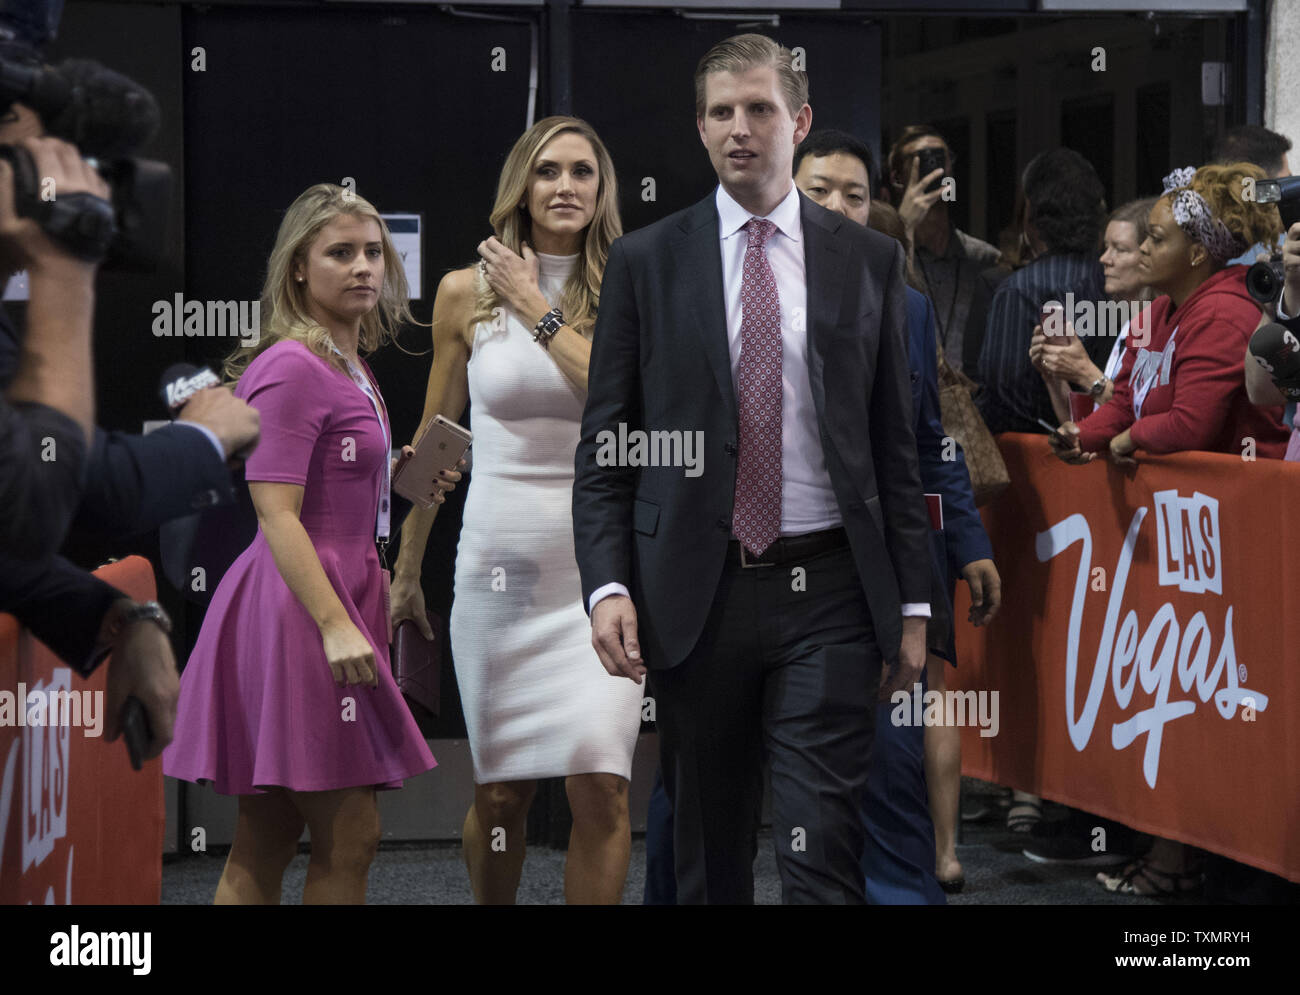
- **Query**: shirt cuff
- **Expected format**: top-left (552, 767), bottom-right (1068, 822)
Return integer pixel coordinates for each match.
top-left (591, 588), bottom-right (929, 618)
top-left (174, 420), bottom-right (227, 462)
top-left (589, 582), bottom-right (630, 615)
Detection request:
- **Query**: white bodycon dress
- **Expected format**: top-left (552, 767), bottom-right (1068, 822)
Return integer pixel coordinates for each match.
top-left (449, 250), bottom-right (644, 784)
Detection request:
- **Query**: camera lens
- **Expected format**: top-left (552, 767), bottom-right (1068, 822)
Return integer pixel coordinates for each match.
top-left (1245, 259), bottom-right (1285, 305)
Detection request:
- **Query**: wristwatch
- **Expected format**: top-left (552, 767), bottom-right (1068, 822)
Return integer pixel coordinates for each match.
top-left (1088, 375), bottom-right (1108, 400)
top-left (532, 307), bottom-right (565, 347)
top-left (103, 600), bottom-right (173, 642)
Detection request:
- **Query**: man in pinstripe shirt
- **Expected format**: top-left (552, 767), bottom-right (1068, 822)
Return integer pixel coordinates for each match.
top-left (977, 148), bottom-right (1110, 436)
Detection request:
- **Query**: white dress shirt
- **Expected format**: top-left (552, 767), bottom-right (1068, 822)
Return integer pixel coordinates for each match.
top-left (590, 181), bottom-right (929, 619)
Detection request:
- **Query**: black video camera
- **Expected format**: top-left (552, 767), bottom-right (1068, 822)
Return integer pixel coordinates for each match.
top-left (0, 48), bottom-right (171, 269)
top-left (1245, 175), bottom-right (1300, 306)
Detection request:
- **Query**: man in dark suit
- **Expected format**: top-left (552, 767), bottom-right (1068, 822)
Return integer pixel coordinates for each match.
top-left (0, 280), bottom-right (256, 755)
top-left (0, 66), bottom-right (259, 756)
top-left (793, 129), bottom-right (1002, 897)
top-left (573, 34), bottom-right (932, 904)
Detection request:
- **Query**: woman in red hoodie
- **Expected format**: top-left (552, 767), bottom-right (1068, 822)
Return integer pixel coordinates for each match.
top-left (1054, 162), bottom-right (1289, 465)
top-left (1049, 163), bottom-right (1285, 897)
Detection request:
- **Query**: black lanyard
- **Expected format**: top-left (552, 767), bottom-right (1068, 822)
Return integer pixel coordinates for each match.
top-left (917, 246), bottom-right (962, 355)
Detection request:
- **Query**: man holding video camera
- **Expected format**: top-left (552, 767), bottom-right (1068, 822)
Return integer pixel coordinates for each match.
top-left (0, 129), bottom-right (101, 555)
top-left (0, 11), bottom-right (259, 759)
top-left (1245, 217), bottom-right (1300, 459)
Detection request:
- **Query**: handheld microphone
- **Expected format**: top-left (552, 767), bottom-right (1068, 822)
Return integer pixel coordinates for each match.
top-left (159, 362), bottom-right (221, 415)
top-left (158, 363), bottom-right (254, 461)
top-left (1248, 321), bottom-right (1300, 400)
top-left (155, 363), bottom-right (258, 605)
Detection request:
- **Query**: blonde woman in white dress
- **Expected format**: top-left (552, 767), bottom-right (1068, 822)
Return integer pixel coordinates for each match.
top-left (390, 116), bottom-right (641, 904)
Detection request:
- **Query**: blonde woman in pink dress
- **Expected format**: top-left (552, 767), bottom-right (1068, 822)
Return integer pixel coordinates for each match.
top-left (164, 184), bottom-right (445, 904)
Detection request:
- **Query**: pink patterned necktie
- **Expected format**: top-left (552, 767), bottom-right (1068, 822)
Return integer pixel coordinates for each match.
top-left (733, 217), bottom-right (782, 556)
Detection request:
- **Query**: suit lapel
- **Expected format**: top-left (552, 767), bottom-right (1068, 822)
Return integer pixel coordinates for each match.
top-left (672, 194), bottom-right (736, 424)
top-left (801, 193), bottom-right (849, 458)
top-left (670, 191), bottom-right (851, 435)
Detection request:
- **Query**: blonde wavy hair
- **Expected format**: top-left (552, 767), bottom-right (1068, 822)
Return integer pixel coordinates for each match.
top-left (1162, 161), bottom-right (1282, 265)
top-left (467, 117), bottom-right (621, 340)
top-left (223, 183), bottom-right (420, 384)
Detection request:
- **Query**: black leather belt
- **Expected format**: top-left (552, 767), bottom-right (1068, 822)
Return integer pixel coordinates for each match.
top-left (728, 527), bottom-right (849, 568)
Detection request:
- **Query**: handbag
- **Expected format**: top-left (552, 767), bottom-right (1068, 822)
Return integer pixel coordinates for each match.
top-left (934, 343), bottom-right (1010, 506)
top-left (391, 609), bottom-right (443, 722)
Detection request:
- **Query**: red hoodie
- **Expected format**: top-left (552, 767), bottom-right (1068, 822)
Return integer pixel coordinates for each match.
top-left (1076, 266), bottom-right (1289, 458)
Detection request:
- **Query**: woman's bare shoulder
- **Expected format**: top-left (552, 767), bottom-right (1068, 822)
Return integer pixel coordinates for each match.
top-left (434, 265), bottom-right (481, 348)
top-left (438, 265), bottom-right (479, 298)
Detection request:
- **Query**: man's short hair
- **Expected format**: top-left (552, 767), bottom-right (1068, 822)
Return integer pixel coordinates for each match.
top-left (1021, 147), bottom-right (1106, 256)
top-left (1213, 124), bottom-right (1292, 177)
top-left (793, 129), bottom-right (876, 191)
top-left (694, 33), bottom-right (809, 121)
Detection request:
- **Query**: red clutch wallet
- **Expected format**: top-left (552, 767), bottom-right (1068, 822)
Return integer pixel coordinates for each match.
top-left (391, 610), bottom-right (442, 721)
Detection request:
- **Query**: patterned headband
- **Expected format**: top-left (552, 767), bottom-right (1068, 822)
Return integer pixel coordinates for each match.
top-left (1161, 166), bottom-right (1248, 264)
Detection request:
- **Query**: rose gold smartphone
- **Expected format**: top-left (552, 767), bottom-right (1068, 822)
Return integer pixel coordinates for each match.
top-left (393, 414), bottom-right (472, 509)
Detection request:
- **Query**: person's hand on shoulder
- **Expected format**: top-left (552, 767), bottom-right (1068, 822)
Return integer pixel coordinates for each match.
top-left (477, 235), bottom-right (549, 327)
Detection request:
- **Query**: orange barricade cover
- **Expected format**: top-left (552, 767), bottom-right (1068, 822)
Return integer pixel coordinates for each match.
top-left (955, 435), bottom-right (1300, 883)
top-left (0, 556), bottom-right (163, 904)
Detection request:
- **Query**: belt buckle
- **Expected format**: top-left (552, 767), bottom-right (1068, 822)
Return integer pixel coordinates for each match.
top-left (738, 544), bottom-right (772, 569)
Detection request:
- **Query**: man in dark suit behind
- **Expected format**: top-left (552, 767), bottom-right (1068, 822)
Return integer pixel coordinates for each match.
top-left (573, 33), bottom-right (932, 903)
top-left (0, 42), bottom-right (259, 757)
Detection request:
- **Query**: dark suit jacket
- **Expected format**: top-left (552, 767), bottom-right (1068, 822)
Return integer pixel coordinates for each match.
top-left (906, 288), bottom-right (993, 574)
top-left (0, 426), bottom-right (235, 674)
top-left (0, 302), bottom-right (234, 673)
top-left (573, 188), bottom-right (932, 669)
top-left (0, 396), bottom-right (87, 559)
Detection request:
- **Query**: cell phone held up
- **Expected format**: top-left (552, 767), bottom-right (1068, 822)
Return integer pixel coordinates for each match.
top-left (1040, 301), bottom-right (1070, 340)
top-left (393, 414), bottom-right (472, 510)
top-left (916, 147), bottom-right (946, 194)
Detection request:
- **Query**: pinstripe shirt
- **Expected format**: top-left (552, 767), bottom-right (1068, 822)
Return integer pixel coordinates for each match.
top-left (976, 253), bottom-right (1106, 435)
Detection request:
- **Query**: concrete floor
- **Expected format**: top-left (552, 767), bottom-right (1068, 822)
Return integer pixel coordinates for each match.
top-left (162, 786), bottom-right (1169, 905)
